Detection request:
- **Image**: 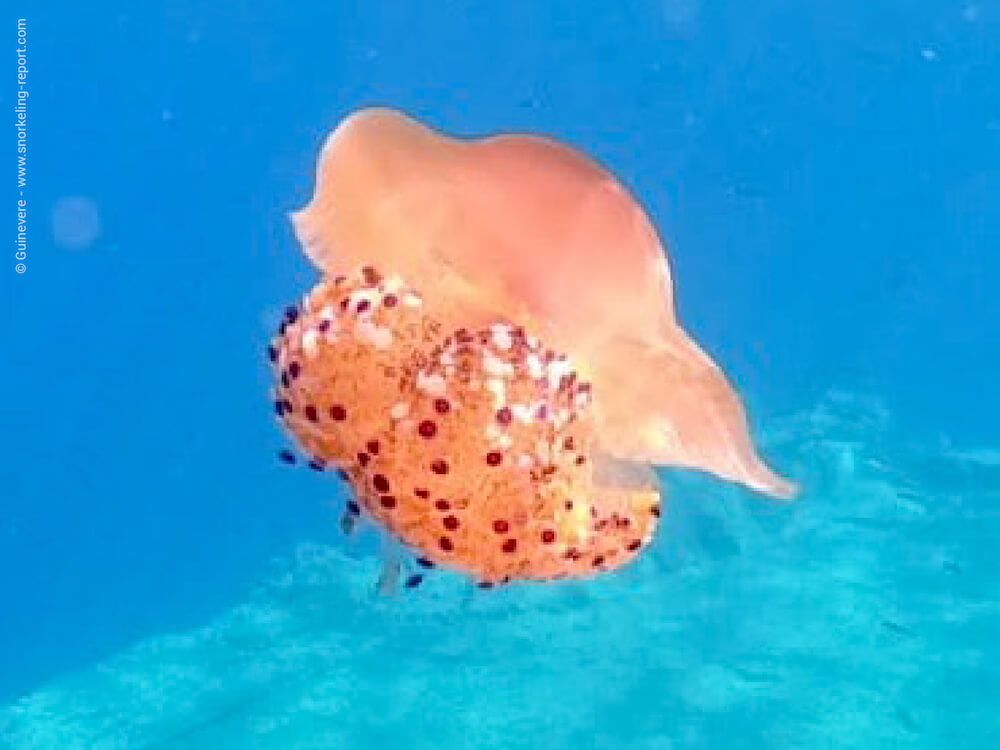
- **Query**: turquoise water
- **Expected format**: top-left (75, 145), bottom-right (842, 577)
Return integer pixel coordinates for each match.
top-left (3, 2), bottom-right (998, 748)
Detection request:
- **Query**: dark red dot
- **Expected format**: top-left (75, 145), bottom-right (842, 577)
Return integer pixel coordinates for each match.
top-left (486, 451), bottom-right (502, 466)
top-left (541, 529), bottom-right (556, 544)
top-left (592, 556), bottom-right (605, 567)
top-left (502, 538), bottom-right (517, 554)
top-left (626, 540), bottom-right (642, 552)
top-left (288, 361), bottom-right (301, 379)
top-left (492, 519), bottom-right (509, 534)
top-left (431, 459), bottom-right (449, 475)
top-left (418, 420), bottom-right (437, 438)
top-left (495, 407), bottom-right (512, 425)
top-left (362, 266), bottom-right (380, 285)
top-left (456, 328), bottom-right (473, 343)
top-left (280, 371), bottom-right (290, 389)
top-left (329, 404), bottom-right (347, 421)
top-left (651, 504), bottom-right (661, 517)
top-left (563, 436), bottom-right (575, 450)
top-left (575, 455), bottom-right (586, 466)
top-left (372, 474), bottom-right (390, 493)
top-left (383, 294), bottom-right (398, 308)
top-left (414, 488), bottom-right (430, 499)
top-left (340, 298), bottom-right (349, 310)
top-left (304, 405), bottom-right (318, 422)
top-left (357, 452), bottom-right (370, 467)
top-left (435, 499), bottom-right (450, 511)
top-left (433, 398), bottom-right (450, 415)
top-left (439, 536), bottom-right (453, 552)
top-left (536, 404), bottom-right (549, 420)
top-left (564, 500), bottom-right (574, 510)
top-left (318, 319), bottom-right (331, 333)
top-left (564, 547), bottom-right (581, 560)
top-left (443, 515), bottom-right (459, 531)
top-left (366, 439), bottom-right (380, 455)
top-left (356, 299), bottom-right (371, 314)
top-left (380, 495), bottom-right (396, 509)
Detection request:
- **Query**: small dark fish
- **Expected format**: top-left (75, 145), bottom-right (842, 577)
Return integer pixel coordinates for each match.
top-left (881, 619), bottom-right (914, 637)
top-left (405, 574), bottom-right (424, 588)
top-left (277, 449), bottom-right (296, 465)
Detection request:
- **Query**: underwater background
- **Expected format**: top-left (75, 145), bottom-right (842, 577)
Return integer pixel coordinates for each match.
top-left (3, 1), bottom-right (998, 747)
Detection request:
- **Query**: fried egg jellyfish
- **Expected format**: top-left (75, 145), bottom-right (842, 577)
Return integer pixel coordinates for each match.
top-left (271, 108), bottom-right (795, 586)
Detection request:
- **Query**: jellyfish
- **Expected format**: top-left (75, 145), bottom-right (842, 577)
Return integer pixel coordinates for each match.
top-left (270, 108), bottom-right (795, 585)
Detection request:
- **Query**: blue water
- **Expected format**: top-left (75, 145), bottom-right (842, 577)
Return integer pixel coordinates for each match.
top-left (3, 1), bottom-right (998, 747)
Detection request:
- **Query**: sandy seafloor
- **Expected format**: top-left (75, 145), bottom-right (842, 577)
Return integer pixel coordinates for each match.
top-left (2, 390), bottom-right (997, 749)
